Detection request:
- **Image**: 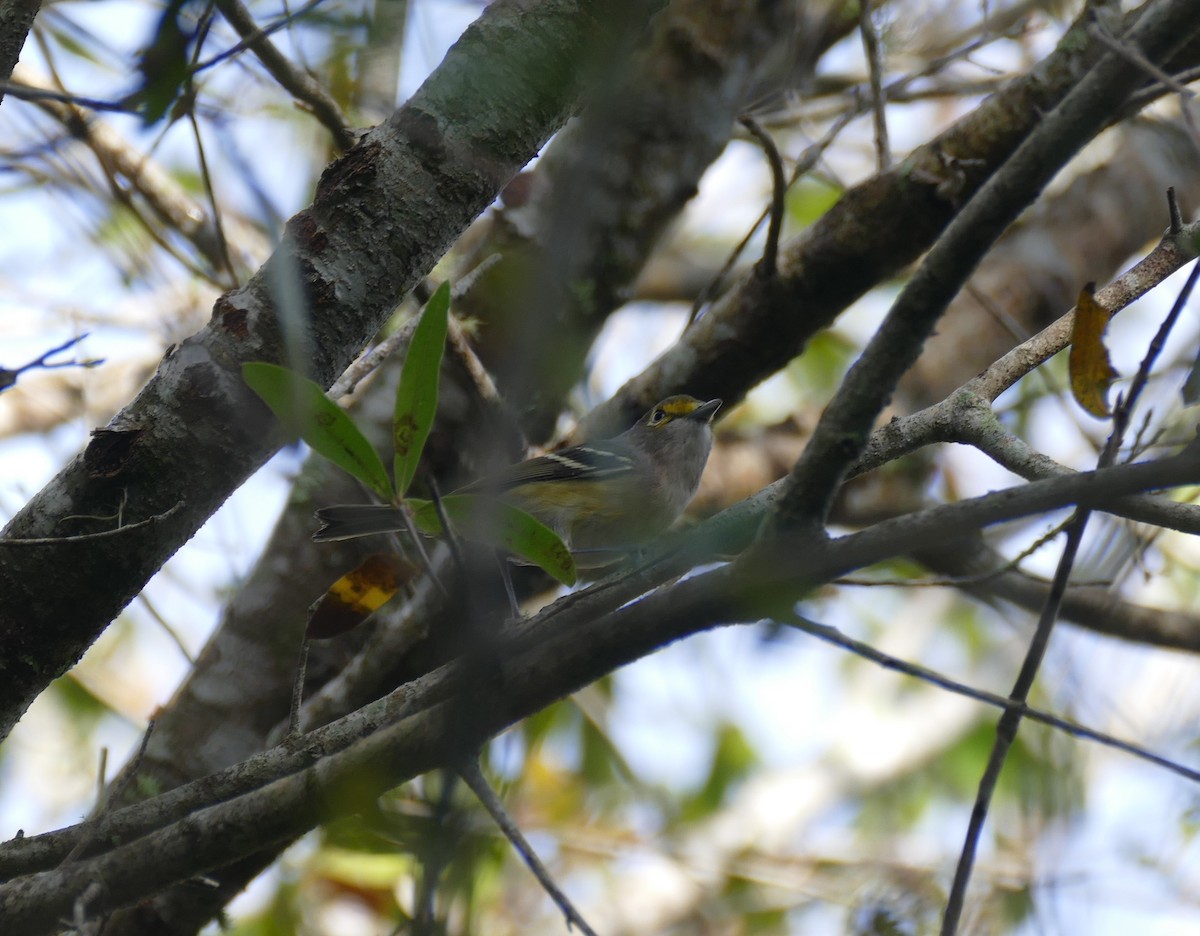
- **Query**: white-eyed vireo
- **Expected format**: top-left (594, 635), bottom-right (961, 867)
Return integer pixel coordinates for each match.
top-left (313, 395), bottom-right (721, 560)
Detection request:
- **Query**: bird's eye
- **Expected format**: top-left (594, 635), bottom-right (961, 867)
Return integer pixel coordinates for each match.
top-left (651, 409), bottom-right (667, 424)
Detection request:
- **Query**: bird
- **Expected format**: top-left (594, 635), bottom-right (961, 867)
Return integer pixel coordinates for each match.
top-left (312, 395), bottom-right (722, 564)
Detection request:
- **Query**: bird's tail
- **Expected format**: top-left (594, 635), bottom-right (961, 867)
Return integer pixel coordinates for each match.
top-left (312, 504), bottom-right (407, 542)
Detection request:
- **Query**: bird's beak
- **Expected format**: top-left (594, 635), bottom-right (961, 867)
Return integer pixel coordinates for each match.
top-left (691, 398), bottom-right (722, 423)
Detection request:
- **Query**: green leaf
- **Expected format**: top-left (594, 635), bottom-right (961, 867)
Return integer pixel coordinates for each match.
top-left (393, 282), bottom-right (450, 498)
top-left (681, 722), bottom-right (759, 822)
top-left (136, 0), bottom-right (192, 125)
top-left (409, 495), bottom-right (577, 586)
top-left (785, 176), bottom-right (841, 227)
top-left (243, 362), bottom-right (393, 500)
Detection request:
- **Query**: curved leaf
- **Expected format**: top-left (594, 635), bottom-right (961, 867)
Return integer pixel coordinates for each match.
top-left (409, 494), bottom-right (576, 586)
top-left (307, 553), bottom-right (417, 639)
top-left (243, 362), bottom-right (393, 500)
top-left (1068, 283), bottom-right (1118, 419)
top-left (394, 282), bottom-right (450, 497)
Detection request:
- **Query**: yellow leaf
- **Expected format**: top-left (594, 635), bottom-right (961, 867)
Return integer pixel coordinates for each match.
top-left (1069, 283), bottom-right (1118, 419)
top-left (307, 553), bottom-right (416, 639)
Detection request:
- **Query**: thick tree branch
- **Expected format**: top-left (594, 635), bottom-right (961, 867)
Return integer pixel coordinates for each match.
top-left (0, 0), bottom-right (38, 106)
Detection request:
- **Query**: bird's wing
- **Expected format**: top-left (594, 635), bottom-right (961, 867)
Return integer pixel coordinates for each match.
top-left (460, 443), bottom-right (635, 493)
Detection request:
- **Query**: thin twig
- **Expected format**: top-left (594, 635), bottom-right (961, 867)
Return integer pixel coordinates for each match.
top-left (0, 79), bottom-right (134, 112)
top-left (194, 0), bottom-right (327, 73)
top-left (286, 640), bottom-right (310, 740)
top-left (687, 208), bottom-right (764, 323)
top-left (448, 258), bottom-right (507, 404)
top-left (210, 0), bottom-right (355, 150)
top-left (400, 503), bottom-right (445, 595)
top-left (448, 316), bottom-right (505, 405)
top-left (834, 516), bottom-right (1081, 588)
top-left (180, 6), bottom-right (239, 284)
top-left (778, 615), bottom-right (1200, 783)
top-left (328, 317), bottom-right (419, 399)
top-left (452, 252), bottom-right (504, 302)
top-left (941, 509), bottom-right (1087, 935)
top-left (413, 772), bottom-right (460, 935)
top-left (737, 116), bottom-right (786, 278)
top-left (458, 758), bottom-right (599, 936)
top-left (1122, 64), bottom-right (1200, 119)
top-left (1167, 185), bottom-right (1185, 235)
top-left (967, 214), bottom-right (1200, 402)
top-left (427, 477), bottom-right (466, 574)
top-left (1087, 15), bottom-right (1200, 151)
top-left (859, 1), bottom-right (891, 170)
top-left (185, 108), bottom-right (237, 285)
top-left (332, 264), bottom-right (503, 400)
top-left (1112, 243), bottom-right (1200, 443)
top-left (136, 592), bottom-right (196, 665)
top-left (0, 502), bottom-right (184, 545)
top-left (60, 720), bottom-right (156, 866)
top-left (688, 109), bottom-right (854, 324)
top-left (0, 334), bottom-right (103, 393)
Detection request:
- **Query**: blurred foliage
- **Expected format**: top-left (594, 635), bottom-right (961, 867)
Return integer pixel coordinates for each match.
top-left (785, 176), bottom-right (843, 229)
top-left (785, 329), bottom-right (858, 401)
top-left (680, 721), bottom-right (760, 823)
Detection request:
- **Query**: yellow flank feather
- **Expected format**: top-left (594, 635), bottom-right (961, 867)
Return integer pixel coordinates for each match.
top-left (509, 480), bottom-right (608, 512)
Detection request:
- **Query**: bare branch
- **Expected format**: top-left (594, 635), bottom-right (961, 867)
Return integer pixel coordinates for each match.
top-left (0, 334), bottom-right (102, 393)
top-left (779, 613), bottom-right (1200, 784)
top-left (859, 1), bottom-right (891, 170)
top-left (736, 116), bottom-right (786, 278)
top-left (458, 760), bottom-right (599, 936)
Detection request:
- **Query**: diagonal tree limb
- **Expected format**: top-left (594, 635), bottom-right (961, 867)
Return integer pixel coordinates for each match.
top-left (899, 119), bottom-right (1200, 410)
